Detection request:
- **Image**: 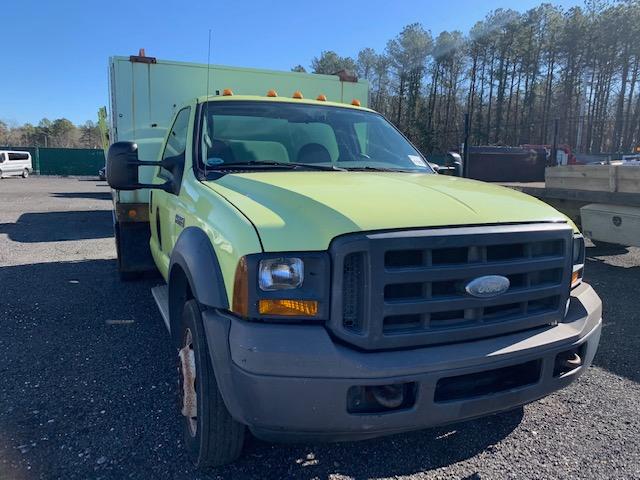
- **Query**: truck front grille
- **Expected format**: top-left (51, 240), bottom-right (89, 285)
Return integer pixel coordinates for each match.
top-left (330, 224), bottom-right (573, 350)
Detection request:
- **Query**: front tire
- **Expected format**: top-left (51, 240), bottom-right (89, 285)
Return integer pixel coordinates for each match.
top-left (178, 299), bottom-right (245, 468)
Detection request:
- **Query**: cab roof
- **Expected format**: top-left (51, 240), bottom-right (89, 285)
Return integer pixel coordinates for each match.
top-left (195, 94), bottom-right (374, 112)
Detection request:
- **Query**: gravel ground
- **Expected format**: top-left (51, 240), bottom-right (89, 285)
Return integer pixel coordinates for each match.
top-left (0, 176), bottom-right (639, 480)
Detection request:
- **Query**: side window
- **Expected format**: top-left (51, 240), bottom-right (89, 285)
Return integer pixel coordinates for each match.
top-left (0, 153), bottom-right (5, 163)
top-left (160, 107), bottom-right (191, 178)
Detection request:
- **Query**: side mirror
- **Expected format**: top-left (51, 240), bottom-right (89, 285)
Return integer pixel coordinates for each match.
top-left (444, 152), bottom-right (463, 177)
top-left (452, 161), bottom-right (463, 177)
top-left (106, 142), bottom-right (169, 191)
top-left (106, 142), bottom-right (138, 189)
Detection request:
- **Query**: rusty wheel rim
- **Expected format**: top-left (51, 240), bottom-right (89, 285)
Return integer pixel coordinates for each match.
top-left (179, 328), bottom-right (198, 437)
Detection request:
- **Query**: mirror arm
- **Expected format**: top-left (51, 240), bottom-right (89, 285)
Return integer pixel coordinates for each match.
top-left (118, 181), bottom-right (172, 192)
top-left (140, 181), bottom-right (172, 192)
top-left (128, 160), bottom-right (162, 167)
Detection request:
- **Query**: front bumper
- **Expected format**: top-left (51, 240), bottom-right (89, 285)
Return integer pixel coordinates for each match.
top-left (202, 282), bottom-right (601, 442)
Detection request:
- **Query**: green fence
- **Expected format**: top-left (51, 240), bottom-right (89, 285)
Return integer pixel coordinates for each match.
top-left (1, 146), bottom-right (105, 176)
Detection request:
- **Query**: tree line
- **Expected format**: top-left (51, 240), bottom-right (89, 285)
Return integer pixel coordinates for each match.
top-left (3, 1), bottom-right (638, 156)
top-left (298, 1), bottom-right (640, 155)
top-left (0, 118), bottom-right (102, 149)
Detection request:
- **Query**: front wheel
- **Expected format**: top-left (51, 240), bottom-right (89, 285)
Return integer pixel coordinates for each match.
top-left (178, 299), bottom-right (245, 468)
top-left (22, 169), bottom-right (29, 178)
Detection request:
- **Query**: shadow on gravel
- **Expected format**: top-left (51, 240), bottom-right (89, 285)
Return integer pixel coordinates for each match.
top-left (219, 408), bottom-right (523, 479)
top-left (0, 210), bottom-right (112, 242)
top-left (0, 258), bottom-right (523, 480)
top-left (51, 192), bottom-right (112, 200)
top-left (0, 259), bottom-right (173, 479)
top-left (586, 245), bottom-right (640, 384)
top-left (588, 242), bottom-right (629, 256)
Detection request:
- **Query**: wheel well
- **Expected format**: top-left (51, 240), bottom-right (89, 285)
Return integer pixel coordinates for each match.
top-left (169, 264), bottom-right (194, 346)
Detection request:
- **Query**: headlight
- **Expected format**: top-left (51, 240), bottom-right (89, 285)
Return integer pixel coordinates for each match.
top-left (571, 234), bottom-right (585, 288)
top-left (259, 258), bottom-right (303, 291)
top-left (231, 252), bottom-right (330, 320)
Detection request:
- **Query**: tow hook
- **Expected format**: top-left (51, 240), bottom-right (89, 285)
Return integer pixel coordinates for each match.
top-left (554, 349), bottom-right (583, 377)
top-left (561, 352), bottom-right (582, 370)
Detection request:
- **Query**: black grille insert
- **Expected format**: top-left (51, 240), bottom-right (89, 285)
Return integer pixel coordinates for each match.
top-left (432, 247), bottom-right (468, 265)
top-left (487, 243), bottom-right (525, 261)
top-left (529, 295), bottom-right (560, 313)
top-left (483, 303), bottom-right (523, 321)
top-left (434, 359), bottom-right (542, 402)
top-left (342, 252), bottom-right (364, 331)
top-left (385, 249), bottom-right (424, 268)
top-left (384, 283), bottom-right (423, 300)
top-left (384, 314), bottom-right (422, 332)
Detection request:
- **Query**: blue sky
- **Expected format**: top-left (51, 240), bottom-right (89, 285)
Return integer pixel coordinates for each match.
top-left (1, 0), bottom-right (583, 125)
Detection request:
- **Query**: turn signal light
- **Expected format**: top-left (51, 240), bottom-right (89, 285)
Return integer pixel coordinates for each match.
top-left (571, 269), bottom-right (582, 288)
top-left (292, 90), bottom-right (304, 99)
top-left (258, 299), bottom-right (318, 316)
top-left (222, 88), bottom-right (234, 96)
top-left (351, 99), bottom-right (361, 106)
top-left (316, 94), bottom-right (327, 101)
top-left (266, 89), bottom-right (278, 97)
top-left (232, 258), bottom-right (249, 316)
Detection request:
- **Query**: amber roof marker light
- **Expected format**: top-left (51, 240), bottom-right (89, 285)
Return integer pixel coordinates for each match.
top-left (351, 99), bottom-right (361, 106)
top-left (266, 89), bottom-right (278, 97)
top-left (316, 94), bottom-right (327, 101)
top-left (222, 88), bottom-right (234, 96)
top-left (292, 90), bottom-right (304, 99)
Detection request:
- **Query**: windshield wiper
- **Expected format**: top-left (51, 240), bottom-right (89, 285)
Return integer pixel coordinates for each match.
top-left (344, 166), bottom-right (417, 173)
top-left (211, 160), bottom-right (346, 171)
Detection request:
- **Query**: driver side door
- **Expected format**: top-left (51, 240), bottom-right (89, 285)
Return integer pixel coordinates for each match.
top-left (150, 106), bottom-right (191, 273)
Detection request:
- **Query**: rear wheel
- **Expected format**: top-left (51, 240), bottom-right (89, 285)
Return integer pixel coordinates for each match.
top-left (114, 222), bottom-right (142, 281)
top-left (22, 169), bottom-right (29, 178)
top-left (178, 299), bottom-right (245, 468)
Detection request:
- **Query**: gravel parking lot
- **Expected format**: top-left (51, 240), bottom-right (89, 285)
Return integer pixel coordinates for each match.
top-left (1, 176), bottom-right (639, 479)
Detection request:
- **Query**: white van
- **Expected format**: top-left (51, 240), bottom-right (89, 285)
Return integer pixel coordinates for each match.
top-left (0, 151), bottom-right (33, 178)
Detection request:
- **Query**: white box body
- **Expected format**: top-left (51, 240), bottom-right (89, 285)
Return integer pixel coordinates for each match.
top-left (581, 203), bottom-right (640, 247)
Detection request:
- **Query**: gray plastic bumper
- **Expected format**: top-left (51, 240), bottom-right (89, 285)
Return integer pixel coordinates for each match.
top-left (202, 282), bottom-right (601, 442)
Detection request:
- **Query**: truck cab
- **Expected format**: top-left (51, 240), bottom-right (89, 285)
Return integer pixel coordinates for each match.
top-left (107, 68), bottom-right (602, 469)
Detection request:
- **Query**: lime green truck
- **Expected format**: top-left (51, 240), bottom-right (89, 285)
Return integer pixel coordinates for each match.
top-left (106, 53), bottom-right (602, 468)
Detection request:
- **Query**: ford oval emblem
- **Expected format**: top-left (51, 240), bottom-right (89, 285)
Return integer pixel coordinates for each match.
top-left (465, 275), bottom-right (510, 298)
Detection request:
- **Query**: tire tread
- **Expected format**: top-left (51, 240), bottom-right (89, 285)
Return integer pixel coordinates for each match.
top-left (182, 299), bottom-right (245, 468)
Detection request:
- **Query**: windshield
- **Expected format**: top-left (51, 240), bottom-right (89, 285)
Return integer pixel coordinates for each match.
top-left (199, 101), bottom-right (433, 174)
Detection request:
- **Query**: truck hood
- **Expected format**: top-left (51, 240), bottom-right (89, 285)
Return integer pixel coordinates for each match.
top-left (204, 172), bottom-right (572, 251)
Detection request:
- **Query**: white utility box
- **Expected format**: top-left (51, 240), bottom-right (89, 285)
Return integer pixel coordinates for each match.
top-left (581, 203), bottom-right (640, 247)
